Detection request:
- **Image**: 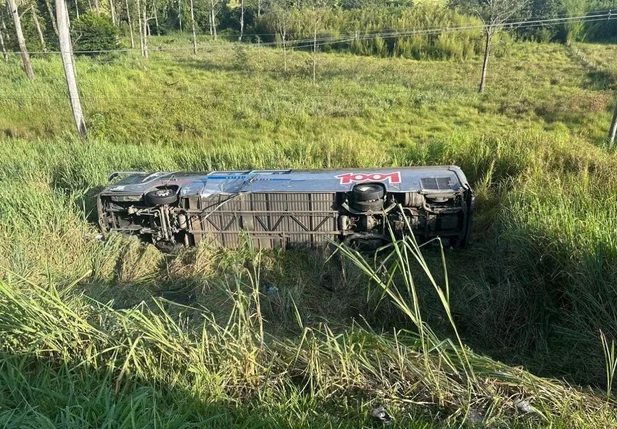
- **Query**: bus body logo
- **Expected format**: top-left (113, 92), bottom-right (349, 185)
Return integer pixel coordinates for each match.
top-left (336, 172), bottom-right (402, 185)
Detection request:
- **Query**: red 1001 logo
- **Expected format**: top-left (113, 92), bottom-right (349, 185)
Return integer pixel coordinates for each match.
top-left (336, 172), bottom-right (402, 185)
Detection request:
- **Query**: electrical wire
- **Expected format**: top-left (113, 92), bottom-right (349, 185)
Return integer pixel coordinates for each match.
top-left (112, 7), bottom-right (617, 41)
top-left (1, 9), bottom-right (615, 55)
top-left (288, 12), bottom-right (617, 50)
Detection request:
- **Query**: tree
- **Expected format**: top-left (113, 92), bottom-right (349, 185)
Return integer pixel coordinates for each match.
top-left (269, 0), bottom-right (292, 71)
top-left (109, 0), bottom-right (116, 24)
top-left (124, 0), bottom-right (134, 47)
top-left (209, 0), bottom-right (219, 39)
top-left (72, 12), bottom-right (120, 53)
top-left (56, 0), bottom-right (87, 137)
top-left (6, 0), bottom-right (34, 79)
top-left (0, 21), bottom-right (7, 61)
top-left (31, 4), bottom-right (47, 52)
top-left (189, 0), bottom-right (196, 53)
top-left (43, 0), bottom-right (60, 35)
top-left (238, 0), bottom-right (243, 40)
top-left (561, 0), bottom-right (585, 43)
top-left (306, 0), bottom-right (328, 85)
top-left (450, 0), bottom-right (530, 93)
top-left (140, 0), bottom-right (148, 56)
top-left (136, 0), bottom-right (146, 56)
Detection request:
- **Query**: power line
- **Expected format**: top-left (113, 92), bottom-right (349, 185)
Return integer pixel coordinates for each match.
top-left (2, 10), bottom-right (615, 56)
top-left (291, 7), bottom-right (617, 44)
top-left (290, 12), bottom-right (617, 50)
top-left (123, 7), bottom-right (617, 41)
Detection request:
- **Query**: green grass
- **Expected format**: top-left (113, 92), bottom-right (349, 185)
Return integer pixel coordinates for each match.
top-left (2, 38), bottom-right (617, 427)
top-left (0, 40), bottom-right (614, 145)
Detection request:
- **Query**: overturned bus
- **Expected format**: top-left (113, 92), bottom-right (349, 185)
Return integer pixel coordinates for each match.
top-left (97, 166), bottom-right (474, 250)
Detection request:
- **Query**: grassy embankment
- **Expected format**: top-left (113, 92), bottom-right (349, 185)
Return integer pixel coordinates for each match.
top-left (1, 39), bottom-right (617, 427)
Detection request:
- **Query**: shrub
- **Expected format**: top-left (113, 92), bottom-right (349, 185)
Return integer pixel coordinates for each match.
top-left (71, 12), bottom-right (121, 55)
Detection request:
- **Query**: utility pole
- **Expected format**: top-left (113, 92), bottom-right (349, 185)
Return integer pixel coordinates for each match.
top-left (479, 28), bottom-right (491, 93)
top-left (6, 0), bottom-right (34, 79)
top-left (56, 0), bottom-right (87, 138)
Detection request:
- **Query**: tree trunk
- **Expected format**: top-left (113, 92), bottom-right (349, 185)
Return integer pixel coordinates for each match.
top-left (210, 0), bottom-right (216, 40)
top-left (609, 97), bottom-right (617, 145)
top-left (208, 10), bottom-right (212, 35)
top-left (0, 28), bottom-right (7, 62)
top-left (125, 0), bottom-right (134, 48)
top-left (177, 0), bottom-right (182, 31)
top-left (74, 0), bottom-right (79, 19)
top-left (282, 27), bottom-right (286, 72)
top-left (257, 0), bottom-right (260, 16)
top-left (142, 4), bottom-right (148, 57)
top-left (7, 0), bottom-right (34, 79)
top-left (1, 16), bottom-right (9, 41)
top-left (56, 0), bottom-right (87, 137)
top-left (153, 0), bottom-right (159, 34)
top-left (94, 0), bottom-right (100, 13)
top-left (238, 0), bottom-right (243, 41)
top-left (479, 30), bottom-right (491, 93)
top-left (32, 8), bottom-right (47, 52)
top-left (312, 21), bottom-right (317, 85)
top-left (43, 0), bottom-right (59, 35)
top-left (189, 0), bottom-right (196, 54)
top-left (110, 0), bottom-right (116, 25)
top-left (136, 0), bottom-right (144, 55)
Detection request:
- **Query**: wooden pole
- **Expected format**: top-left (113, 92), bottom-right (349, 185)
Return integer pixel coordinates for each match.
top-left (479, 30), bottom-right (491, 93)
top-left (56, 0), bottom-right (87, 137)
top-left (609, 99), bottom-right (617, 145)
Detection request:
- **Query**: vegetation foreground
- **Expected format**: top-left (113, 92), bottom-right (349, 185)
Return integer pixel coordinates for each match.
top-left (2, 40), bottom-right (617, 427)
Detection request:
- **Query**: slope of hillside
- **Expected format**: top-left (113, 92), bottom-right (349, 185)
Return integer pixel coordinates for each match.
top-left (1, 40), bottom-right (617, 427)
